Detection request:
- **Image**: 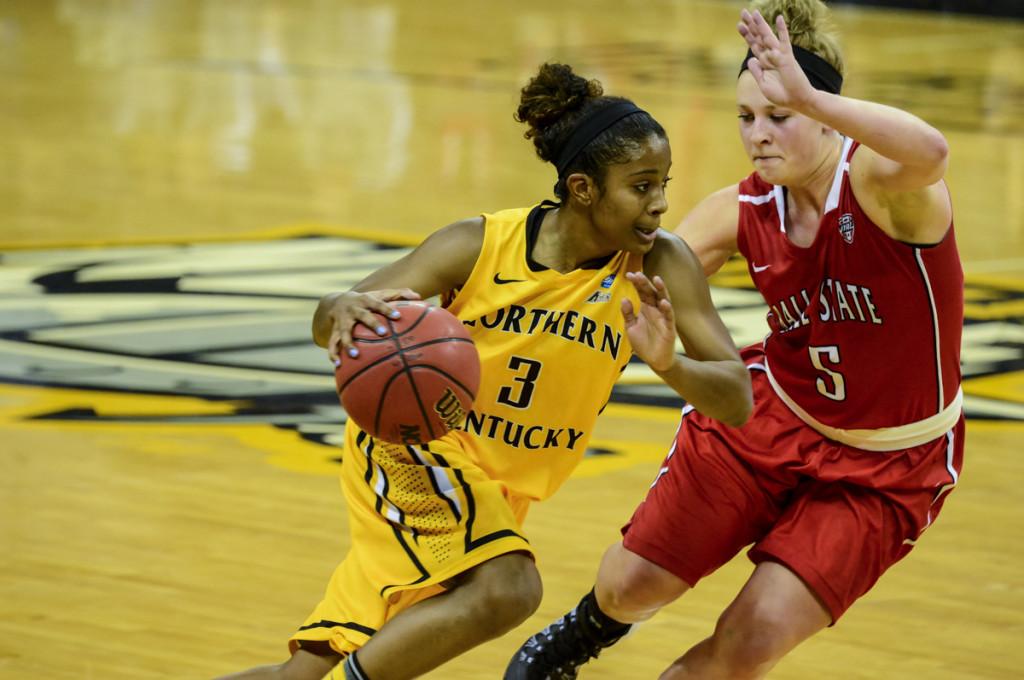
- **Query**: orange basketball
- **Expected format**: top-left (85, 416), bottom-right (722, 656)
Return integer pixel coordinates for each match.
top-left (334, 301), bottom-right (480, 445)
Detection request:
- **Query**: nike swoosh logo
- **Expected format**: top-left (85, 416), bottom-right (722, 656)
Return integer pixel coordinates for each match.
top-left (752, 263), bottom-right (771, 273)
top-left (493, 273), bottom-right (526, 285)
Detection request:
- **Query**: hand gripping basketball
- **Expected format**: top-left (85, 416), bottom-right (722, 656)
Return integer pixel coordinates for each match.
top-left (334, 301), bottom-right (480, 445)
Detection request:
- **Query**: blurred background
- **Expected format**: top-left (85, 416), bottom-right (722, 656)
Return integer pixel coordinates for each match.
top-left (1, 1), bottom-right (1021, 678)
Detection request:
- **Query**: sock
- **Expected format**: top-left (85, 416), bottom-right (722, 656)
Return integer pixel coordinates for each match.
top-left (578, 588), bottom-right (632, 647)
top-left (342, 652), bottom-right (371, 680)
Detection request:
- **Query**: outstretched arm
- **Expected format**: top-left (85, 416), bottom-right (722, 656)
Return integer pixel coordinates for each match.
top-left (674, 184), bottom-right (740, 276)
top-left (739, 9), bottom-right (951, 243)
top-left (625, 233), bottom-right (752, 427)
top-left (312, 218), bottom-right (484, 362)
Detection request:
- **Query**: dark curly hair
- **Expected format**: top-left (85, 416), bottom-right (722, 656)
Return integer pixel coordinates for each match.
top-left (515, 63), bottom-right (666, 200)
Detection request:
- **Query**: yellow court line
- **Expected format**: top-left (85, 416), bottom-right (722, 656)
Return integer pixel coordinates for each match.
top-left (0, 382), bottom-right (243, 419)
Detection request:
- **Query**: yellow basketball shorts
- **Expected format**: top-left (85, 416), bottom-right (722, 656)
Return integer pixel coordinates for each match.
top-left (289, 424), bottom-right (534, 656)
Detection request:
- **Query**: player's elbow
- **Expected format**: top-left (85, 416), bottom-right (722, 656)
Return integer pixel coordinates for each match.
top-left (723, 398), bottom-right (753, 428)
top-left (311, 322), bottom-right (328, 349)
top-left (918, 130), bottom-right (950, 183)
top-left (311, 293), bottom-right (338, 348)
top-left (928, 129), bottom-right (950, 165)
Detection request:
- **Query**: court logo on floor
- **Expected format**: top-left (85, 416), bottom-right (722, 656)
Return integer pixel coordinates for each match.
top-left (0, 238), bottom-right (1021, 453)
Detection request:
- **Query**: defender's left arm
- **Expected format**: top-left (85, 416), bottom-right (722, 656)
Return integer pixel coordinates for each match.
top-left (797, 88), bottom-right (951, 244)
top-left (742, 10), bottom-right (952, 243)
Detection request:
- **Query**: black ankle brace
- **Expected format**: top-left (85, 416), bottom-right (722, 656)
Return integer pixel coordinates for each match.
top-left (578, 588), bottom-right (632, 646)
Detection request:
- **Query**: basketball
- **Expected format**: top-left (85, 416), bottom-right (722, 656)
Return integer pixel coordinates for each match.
top-left (334, 301), bottom-right (480, 445)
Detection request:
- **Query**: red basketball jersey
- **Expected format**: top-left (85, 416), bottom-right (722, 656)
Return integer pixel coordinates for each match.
top-left (736, 138), bottom-right (963, 448)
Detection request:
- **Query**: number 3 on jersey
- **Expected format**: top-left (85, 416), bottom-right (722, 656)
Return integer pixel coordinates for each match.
top-left (496, 356), bottom-right (542, 409)
top-left (809, 345), bottom-right (846, 401)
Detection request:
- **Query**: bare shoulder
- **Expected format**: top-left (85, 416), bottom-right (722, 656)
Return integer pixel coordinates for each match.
top-left (434, 215), bottom-right (486, 244)
top-left (640, 231), bottom-right (719, 317)
top-left (421, 216), bottom-right (485, 260)
top-left (363, 215), bottom-right (486, 296)
top-left (644, 230), bottom-right (703, 280)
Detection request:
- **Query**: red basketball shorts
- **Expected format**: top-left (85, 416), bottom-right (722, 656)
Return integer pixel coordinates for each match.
top-left (622, 358), bottom-right (964, 622)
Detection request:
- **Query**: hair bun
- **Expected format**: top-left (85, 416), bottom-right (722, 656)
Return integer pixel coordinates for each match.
top-left (515, 63), bottom-right (603, 163)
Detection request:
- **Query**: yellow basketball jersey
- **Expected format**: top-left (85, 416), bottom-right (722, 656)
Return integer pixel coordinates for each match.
top-left (440, 202), bottom-right (641, 501)
top-left (291, 203), bottom-right (643, 655)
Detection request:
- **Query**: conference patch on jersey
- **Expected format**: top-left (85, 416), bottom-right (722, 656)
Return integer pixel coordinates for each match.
top-left (839, 213), bottom-right (855, 244)
top-left (0, 236), bottom-right (1020, 464)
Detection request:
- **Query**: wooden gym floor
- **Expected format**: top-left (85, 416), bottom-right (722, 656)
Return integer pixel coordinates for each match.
top-left (1, 1), bottom-right (1021, 678)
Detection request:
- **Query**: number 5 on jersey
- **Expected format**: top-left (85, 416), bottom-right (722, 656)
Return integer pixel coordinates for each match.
top-left (496, 356), bottom-right (542, 409)
top-left (809, 345), bottom-right (846, 401)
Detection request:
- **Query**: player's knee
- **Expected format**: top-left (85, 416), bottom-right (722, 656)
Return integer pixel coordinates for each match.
top-left (468, 555), bottom-right (543, 634)
top-left (710, 604), bottom-right (791, 677)
top-left (598, 552), bottom-right (686, 620)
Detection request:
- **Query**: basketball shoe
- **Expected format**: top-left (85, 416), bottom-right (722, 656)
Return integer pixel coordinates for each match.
top-left (504, 590), bottom-right (631, 680)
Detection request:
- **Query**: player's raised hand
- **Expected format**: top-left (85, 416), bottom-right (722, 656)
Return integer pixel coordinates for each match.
top-left (622, 272), bottom-right (677, 373)
top-left (315, 288), bottom-right (421, 363)
top-left (738, 9), bottom-right (815, 109)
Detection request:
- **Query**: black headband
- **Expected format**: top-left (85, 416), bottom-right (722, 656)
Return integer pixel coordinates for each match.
top-left (554, 101), bottom-right (645, 177)
top-left (739, 44), bottom-right (842, 95)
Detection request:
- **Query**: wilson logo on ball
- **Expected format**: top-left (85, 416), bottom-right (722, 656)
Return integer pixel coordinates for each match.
top-left (434, 387), bottom-right (467, 431)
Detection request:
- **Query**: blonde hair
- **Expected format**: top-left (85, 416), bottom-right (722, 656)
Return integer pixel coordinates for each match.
top-left (751, 0), bottom-right (844, 76)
